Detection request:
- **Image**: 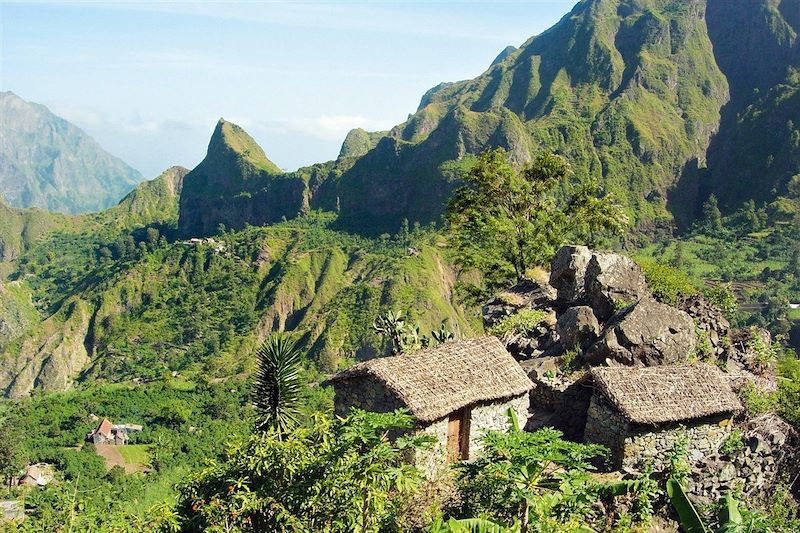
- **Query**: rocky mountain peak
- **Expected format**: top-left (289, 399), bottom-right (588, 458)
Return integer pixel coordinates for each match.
top-left (207, 118), bottom-right (283, 176)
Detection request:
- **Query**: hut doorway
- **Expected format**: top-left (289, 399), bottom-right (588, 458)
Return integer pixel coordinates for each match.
top-left (447, 407), bottom-right (471, 462)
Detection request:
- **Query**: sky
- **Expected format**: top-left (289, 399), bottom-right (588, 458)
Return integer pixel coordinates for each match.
top-left (1, 0), bottom-right (578, 178)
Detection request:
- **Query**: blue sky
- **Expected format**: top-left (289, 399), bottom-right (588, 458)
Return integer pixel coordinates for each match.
top-left (1, 1), bottom-right (578, 177)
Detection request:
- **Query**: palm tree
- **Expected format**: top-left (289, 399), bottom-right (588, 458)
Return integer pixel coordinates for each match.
top-left (252, 335), bottom-right (303, 437)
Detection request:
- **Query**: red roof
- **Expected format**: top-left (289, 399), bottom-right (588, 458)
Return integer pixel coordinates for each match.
top-left (94, 418), bottom-right (113, 437)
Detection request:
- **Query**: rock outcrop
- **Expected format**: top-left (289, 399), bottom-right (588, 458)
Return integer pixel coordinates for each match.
top-left (677, 294), bottom-right (730, 358)
top-left (556, 306), bottom-right (599, 351)
top-left (178, 119), bottom-right (307, 237)
top-left (549, 245), bottom-right (592, 304)
top-left (585, 297), bottom-right (696, 366)
top-left (584, 252), bottom-right (650, 321)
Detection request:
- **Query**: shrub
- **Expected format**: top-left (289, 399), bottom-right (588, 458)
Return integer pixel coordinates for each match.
top-left (636, 258), bottom-right (699, 305)
top-left (488, 309), bottom-right (550, 337)
top-left (719, 428), bottom-right (745, 456)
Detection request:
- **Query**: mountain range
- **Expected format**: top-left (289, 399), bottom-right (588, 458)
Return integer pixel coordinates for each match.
top-left (2, 0), bottom-right (800, 397)
top-left (172, 0), bottom-right (800, 235)
top-left (0, 91), bottom-right (142, 214)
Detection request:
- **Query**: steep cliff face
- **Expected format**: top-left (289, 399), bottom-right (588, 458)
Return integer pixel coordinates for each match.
top-left (696, 0), bottom-right (800, 212)
top-left (0, 92), bottom-right (142, 213)
top-left (178, 119), bottom-right (307, 236)
top-left (336, 0), bottom-right (729, 231)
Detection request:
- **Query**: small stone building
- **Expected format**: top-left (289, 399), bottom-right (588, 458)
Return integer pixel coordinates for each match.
top-left (328, 336), bottom-right (533, 478)
top-left (584, 364), bottom-right (743, 470)
top-left (86, 418), bottom-right (142, 445)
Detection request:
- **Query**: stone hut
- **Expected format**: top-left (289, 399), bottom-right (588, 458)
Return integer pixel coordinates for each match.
top-left (584, 364), bottom-right (743, 470)
top-left (86, 418), bottom-right (142, 445)
top-left (328, 336), bottom-right (533, 478)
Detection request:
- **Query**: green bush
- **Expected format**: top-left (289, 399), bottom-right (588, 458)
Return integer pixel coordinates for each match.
top-left (636, 258), bottom-right (699, 305)
top-left (488, 309), bottom-right (550, 337)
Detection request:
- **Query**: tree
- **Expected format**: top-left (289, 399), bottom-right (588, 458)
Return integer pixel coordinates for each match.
top-left (252, 335), bottom-right (303, 436)
top-left (175, 409), bottom-right (430, 532)
top-left (672, 240), bottom-right (686, 269)
top-left (446, 148), bottom-right (627, 289)
top-left (702, 194), bottom-right (723, 234)
top-left (0, 420), bottom-right (27, 487)
top-left (457, 424), bottom-right (607, 532)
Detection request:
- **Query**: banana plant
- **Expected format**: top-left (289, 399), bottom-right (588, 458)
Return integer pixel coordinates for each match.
top-left (666, 478), bottom-right (755, 533)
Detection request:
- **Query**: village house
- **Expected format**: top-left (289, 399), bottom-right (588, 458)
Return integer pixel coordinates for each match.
top-left (328, 336), bottom-right (533, 478)
top-left (583, 364), bottom-right (743, 470)
top-left (19, 463), bottom-right (54, 487)
top-left (86, 418), bottom-right (143, 445)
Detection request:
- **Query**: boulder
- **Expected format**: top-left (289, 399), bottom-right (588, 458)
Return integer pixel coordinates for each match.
top-left (556, 306), bottom-right (600, 350)
top-left (549, 245), bottom-right (592, 303)
top-left (584, 252), bottom-right (649, 321)
top-left (586, 297), bottom-right (696, 366)
top-left (482, 279), bottom-right (559, 359)
top-left (519, 356), bottom-right (559, 380)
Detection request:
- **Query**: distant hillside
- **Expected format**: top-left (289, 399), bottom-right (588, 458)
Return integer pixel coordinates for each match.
top-left (0, 166), bottom-right (187, 262)
top-left (0, 91), bottom-right (142, 214)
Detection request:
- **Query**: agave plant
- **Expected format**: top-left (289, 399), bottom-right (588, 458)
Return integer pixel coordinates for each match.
top-left (431, 320), bottom-right (455, 345)
top-left (252, 335), bottom-right (303, 437)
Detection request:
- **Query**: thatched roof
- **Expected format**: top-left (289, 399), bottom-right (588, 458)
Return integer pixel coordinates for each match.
top-left (590, 364), bottom-right (742, 425)
top-left (329, 336), bottom-right (533, 423)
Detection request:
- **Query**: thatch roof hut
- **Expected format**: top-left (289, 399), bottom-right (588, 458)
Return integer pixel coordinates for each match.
top-left (585, 363), bottom-right (743, 469)
top-left (329, 336), bottom-right (533, 475)
top-left (590, 364), bottom-right (743, 425)
top-left (331, 336), bottom-right (532, 423)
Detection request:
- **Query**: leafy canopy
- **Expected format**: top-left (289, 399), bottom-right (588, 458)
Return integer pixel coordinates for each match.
top-left (446, 148), bottom-right (627, 291)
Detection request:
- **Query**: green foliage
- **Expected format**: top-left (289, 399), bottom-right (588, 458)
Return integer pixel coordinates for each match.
top-left (636, 257), bottom-right (699, 305)
top-left (252, 335), bottom-right (303, 436)
top-left (703, 283), bottom-right (738, 318)
top-left (454, 427), bottom-right (608, 532)
top-left (488, 309), bottom-right (550, 338)
top-left (0, 419), bottom-right (27, 487)
top-left (447, 148), bottom-right (626, 290)
top-left (667, 432), bottom-right (691, 485)
top-left (174, 409), bottom-right (431, 532)
top-left (719, 428), bottom-right (745, 457)
top-left (666, 478), bottom-right (709, 533)
top-left (739, 382), bottom-right (780, 417)
top-left (702, 195), bottom-right (723, 235)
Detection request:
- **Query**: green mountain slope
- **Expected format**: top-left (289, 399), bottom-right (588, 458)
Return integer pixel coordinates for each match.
top-left (669, 0), bottom-right (800, 221)
top-left (335, 0), bottom-right (730, 231)
top-left (178, 119), bottom-right (306, 236)
top-left (0, 216), bottom-right (476, 398)
top-left (0, 91), bottom-right (143, 213)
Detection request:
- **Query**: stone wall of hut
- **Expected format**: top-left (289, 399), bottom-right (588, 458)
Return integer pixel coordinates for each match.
top-left (529, 374), bottom-right (592, 440)
top-left (413, 394), bottom-right (530, 479)
top-left (332, 377), bottom-right (404, 417)
top-left (584, 393), bottom-right (733, 470)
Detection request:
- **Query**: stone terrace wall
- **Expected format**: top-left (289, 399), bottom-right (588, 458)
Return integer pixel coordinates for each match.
top-left (529, 374), bottom-right (592, 440)
top-left (332, 377), bottom-right (404, 417)
top-left (690, 414), bottom-right (800, 502)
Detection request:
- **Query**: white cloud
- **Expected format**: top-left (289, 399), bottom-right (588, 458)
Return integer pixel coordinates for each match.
top-left (267, 114), bottom-right (395, 141)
